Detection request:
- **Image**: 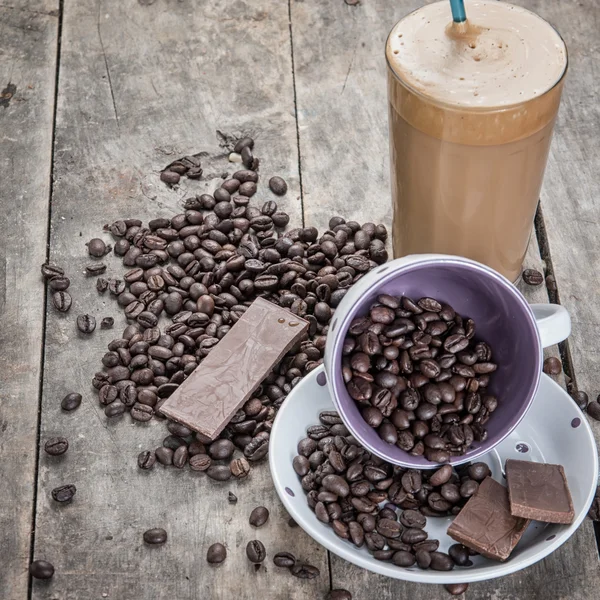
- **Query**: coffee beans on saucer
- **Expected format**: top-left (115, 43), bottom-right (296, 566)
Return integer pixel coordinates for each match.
top-left (294, 411), bottom-right (484, 571)
top-left (342, 295), bottom-right (498, 461)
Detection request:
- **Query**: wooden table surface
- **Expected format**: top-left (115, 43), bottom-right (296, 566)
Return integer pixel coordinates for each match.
top-left (1, 1), bottom-right (599, 599)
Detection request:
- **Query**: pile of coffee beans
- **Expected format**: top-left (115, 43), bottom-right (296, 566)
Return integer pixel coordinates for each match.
top-left (294, 411), bottom-right (487, 572)
top-left (83, 139), bottom-right (388, 478)
top-left (342, 295), bottom-right (498, 462)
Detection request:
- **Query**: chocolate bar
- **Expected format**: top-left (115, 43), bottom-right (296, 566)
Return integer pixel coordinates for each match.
top-left (506, 459), bottom-right (574, 524)
top-left (159, 298), bottom-right (308, 439)
top-left (447, 477), bottom-right (530, 561)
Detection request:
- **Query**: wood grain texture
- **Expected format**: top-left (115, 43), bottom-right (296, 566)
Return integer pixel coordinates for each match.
top-left (0, 1), bottom-right (58, 597)
top-left (32, 1), bottom-right (327, 598)
top-left (290, 0), bottom-right (598, 598)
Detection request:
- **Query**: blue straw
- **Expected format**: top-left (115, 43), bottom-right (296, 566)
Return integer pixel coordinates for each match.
top-left (450, 0), bottom-right (467, 23)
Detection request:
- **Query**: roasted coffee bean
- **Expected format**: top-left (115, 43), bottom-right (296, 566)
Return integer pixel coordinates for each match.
top-left (207, 542), bottom-right (227, 564)
top-left (249, 506), bottom-right (269, 527)
top-left (173, 445), bottom-right (188, 468)
top-left (49, 275), bottom-right (70, 291)
top-left (291, 563), bottom-right (320, 579)
top-left (460, 479), bottom-right (479, 498)
top-left (401, 528), bottom-right (428, 544)
top-left (467, 462), bottom-right (491, 481)
top-left (51, 484), bottom-right (76, 503)
top-left (522, 268), bottom-right (544, 286)
top-left (77, 314), bottom-right (96, 333)
top-left (41, 263), bottom-right (64, 280)
top-left (207, 465), bottom-right (232, 481)
top-left (429, 552), bottom-right (454, 571)
top-left (246, 540), bottom-right (266, 563)
top-left (273, 552), bottom-right (296, 568)
top-left (52, 291), bottom-right (72, 312)
top-left (138, 450), bottom-right (156, 470)
top-left (61, 392), bottom-right (82, 411)
top-left (143, 528), bottom-right (168, 545)
top-left (29, 560), bottom-right (55, 580)
top-left (131, 403), bottom-right (153, 422)
top-left (392, 551), bottom-right (416, 567)
top-left (400, 509), bottom-right (426, 529)
top-left (189, 454), bottom-right (211, 471)
top-left (328, 590), bottom-right (352, 600)
top-left (269, 176), bottom-right (288, 196)
top-left (230, 457), bottom-right (250, 478)
top-left (543, 356), bottom-right (562, 375)
top-left (449, 543), bottom-right (471, 566)
top-left (445, 583), bottom-right (469, 596)
top-left (587, 401), bottom-right (600, 421)
top-left (100, 317), bottom-right (114, 329)
top-left (44, 437), bottom-right (69, 456)
top-left (87, 238), bottom-right (107, 257)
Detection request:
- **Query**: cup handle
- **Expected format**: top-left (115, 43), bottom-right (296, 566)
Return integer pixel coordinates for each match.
top-left (530, 304), bottom-right (571, 348)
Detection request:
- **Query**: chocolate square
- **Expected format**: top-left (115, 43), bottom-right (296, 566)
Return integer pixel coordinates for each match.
top-left (506, 459), bottom-right (574, 524)
top-left (447, 477), bottom-right (530, 561)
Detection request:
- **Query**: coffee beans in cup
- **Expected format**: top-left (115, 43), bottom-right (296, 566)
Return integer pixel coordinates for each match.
top-left (342, 295), bottom-right (499, 462)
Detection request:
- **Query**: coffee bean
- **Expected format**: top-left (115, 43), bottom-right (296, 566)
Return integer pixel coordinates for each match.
top-left (207, 465), bottom-right (232, 481)
top-left (207, 542), bottom-right (227, 564)
top-left (449, 543), bottom-right (471, 566)
top-left (400, 509), bottom-right (426, 529)
top-left (249, 506), bottom-right (269, 527)
top-left (41, 263), bottom-right (64, 280)
top-left (45, 437), bottom-right (69, 456)
top-left (328, 591), bottom-right (352, 600)
top-left (430, 552), bottom-right (454, 571)
top-left (52, 291), bottom-right (72, 312)
top-left (273, 551), bottom-right (296, 568)
top-left (445, 583), bottom-right (469, 596)
top-left (268, 176), bottom-right (288, 196)
top-left (77, 314), bottom-right (96, 333)
top-left (571, 390), bottom-right (589, 410)
top-left (290, 563), bottom-right (320, 579)
top-left (246, 540), bottom-right (266, 563)
top-left (29, 560), bottom-right (55, 580)
top-left (51, 484), bottom-right (76, 503)
top-left (543, 356), bottom-right (562, 375)
top-left (61, 392), bottom-right (82, 411)
top-left (467, 462), bottom-right (491, 481)
top-left (189, 454), bottom-right (211, 471)
top-left (143, 528), bottom-right (167, 545)
top-left (101, 317), bottom-right (114, 329)
top-left (138, 450), bottom-right (156, 470)
top-left (131, 403), bottom-right (154, 422)
top-left (429, 464), bottom-right (452, 487)
top-left (86, 263), bottom-right (107, 276)
top-left (522, 268), bottom-right (544, 286)
top-left (228, 491), bottom-right (238, 505)
top-left (587, 401), bottom-right (600, 421)
top-left (155, 447), bottom-right (173, 466)
top-left (209, 439), bottom-right (235, 460)
top-left (392, 551), bottom-right (415, 567)
top-left (49, 276), bottom-right (70, 291)
top-left (160, 170), bottom-right (180, 185)
top-left (229, 457), bottom-right (250, 478)
top-left (87, 238), bottom-right (107, 257)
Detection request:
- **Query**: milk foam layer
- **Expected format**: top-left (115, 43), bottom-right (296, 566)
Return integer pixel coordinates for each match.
top-left (386, 0), bottom-right (566, 108)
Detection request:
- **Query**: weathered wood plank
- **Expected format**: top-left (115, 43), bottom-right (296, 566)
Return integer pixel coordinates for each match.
top-left (32, 1), bottom-right (327, 599)
top-left (530, 0), bottom-right (600, 443)
top-left (0, 1), bottom-right (58, 597)
top-left (290, 0), bottom-right (598, 597)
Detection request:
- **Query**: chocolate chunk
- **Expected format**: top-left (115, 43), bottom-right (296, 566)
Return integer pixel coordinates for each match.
top-left (447, 477), bottom-right (529, 561)
top-left (506, 459), bottom-right (574, 524)
top-left (159, 298), bottom-right (308, 439)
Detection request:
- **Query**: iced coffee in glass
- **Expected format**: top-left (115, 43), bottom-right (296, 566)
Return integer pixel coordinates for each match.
top-left (386, 1), bottom-right (567, 281)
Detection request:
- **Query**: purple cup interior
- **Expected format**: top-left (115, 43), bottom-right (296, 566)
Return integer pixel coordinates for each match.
top-left (331, 259), bottom-right (542, 468)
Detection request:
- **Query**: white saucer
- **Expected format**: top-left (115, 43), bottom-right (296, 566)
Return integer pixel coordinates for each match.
top-left (269, 366), bottom-right (598, 584)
